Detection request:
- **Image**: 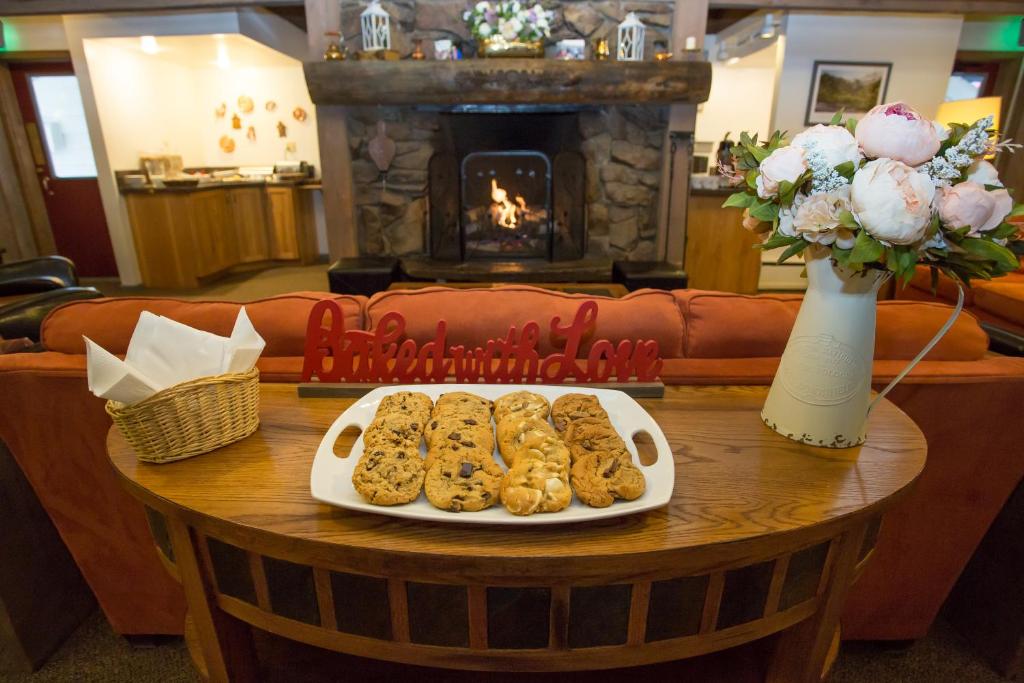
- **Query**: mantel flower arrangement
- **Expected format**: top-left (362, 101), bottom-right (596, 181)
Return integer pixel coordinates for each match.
top-left (463, 1), bottom-right (553, 47)
top-left (724, 102), bottom-right (1024, 288)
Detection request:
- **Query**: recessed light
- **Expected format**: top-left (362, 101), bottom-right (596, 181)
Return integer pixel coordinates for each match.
top-left (140, 35), bottom-right (159, 54)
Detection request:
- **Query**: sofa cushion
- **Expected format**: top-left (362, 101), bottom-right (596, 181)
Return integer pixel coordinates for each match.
top-left (973, 280), bottom-right (1024, 326)
top-left (41, 292), bottom-right (365, 357)
top-left (364, 286), bottom-right (686, 358)
top-left (907, 266), bottom-right (975, 306)
top-left (676, 290), bottom-right (988, 361)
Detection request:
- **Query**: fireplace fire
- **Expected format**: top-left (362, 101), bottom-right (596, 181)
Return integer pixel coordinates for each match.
top-left (428, 112), bottom-right (586, 263)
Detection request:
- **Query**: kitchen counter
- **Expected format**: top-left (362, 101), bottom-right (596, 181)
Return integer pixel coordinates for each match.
top-left (118, 179), bottom-right (320, 194)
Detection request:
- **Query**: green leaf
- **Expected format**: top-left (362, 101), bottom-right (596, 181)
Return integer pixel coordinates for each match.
top-left (722, 192), bottom-right (755, 209)
top-left (829, 111), bottom-right (844, 125)
top-left (759, 232), bottom-right (801, 251)
top-left (1009, 203), bottom-right (1024, 218)
top-left (837, 210), bottom-right (859, 229)
top-left (748, 200), bottom-right (780, 223)
top-left (849, 230), bottom-right (885, 265)
top-left (834, 161), bottom-right (856, 180)
top-left (777, 239), bottom-right (809, 263)
top-left (746, 169), bottom-right (758, 190)
top-left (832, 247), bottom-right (853, 268)
top-left (990, 222), bottom-right (1019, 240)
top-left (961, 237), bottom-right (1021, 272)
top-left (746, 144), bottom-right (770, 164)
top-left (845, 118), bottom-right (857, 135)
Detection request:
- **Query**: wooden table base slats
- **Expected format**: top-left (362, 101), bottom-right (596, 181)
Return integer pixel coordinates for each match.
top-left (117, 385), bottom-right (926, 681)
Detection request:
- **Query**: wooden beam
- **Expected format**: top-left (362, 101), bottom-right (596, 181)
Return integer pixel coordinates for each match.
top-left (708, 0), bottom-right (1024, 10)
top-left (0, 0), bottom-right (296, 15)
top-left (305, 0), bottom-right (359, 260)
top-left (303, 60), bottom-right (712, 107)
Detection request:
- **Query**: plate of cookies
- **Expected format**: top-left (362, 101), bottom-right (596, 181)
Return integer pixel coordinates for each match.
top-left (310, 385), bottom-right (674, 525)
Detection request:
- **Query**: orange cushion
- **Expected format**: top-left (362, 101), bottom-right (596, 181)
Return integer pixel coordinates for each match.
top-left (876, 301), bottom-right (987, 361)
top-left (676, 290), bottom-right (987, 361)
top-left (675, 290), bottom-right (802, 358)
top-left (364, 285), bottom-right (686, 358)
top-left (973, 280), bottom-right (1024, 326)
top-left (41, 292), bottom-right (366, 357)
top-left (906, 266), bottom-right (975, 306)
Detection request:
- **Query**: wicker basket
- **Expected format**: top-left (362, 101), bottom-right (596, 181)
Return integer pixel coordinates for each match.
top-left (106, 367), bottom-right (260, 464)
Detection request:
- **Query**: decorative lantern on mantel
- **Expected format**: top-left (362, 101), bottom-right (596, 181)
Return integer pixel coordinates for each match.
top-left (617, 12), bottom-right (645, 61)
top-left (361, 0), bottom-right (391, 52)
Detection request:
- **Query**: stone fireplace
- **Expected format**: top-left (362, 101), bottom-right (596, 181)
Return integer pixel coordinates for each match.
top-left (304, 0), bottom-right (711, 277)
top-left (349, 104), bottom-right (667, 263)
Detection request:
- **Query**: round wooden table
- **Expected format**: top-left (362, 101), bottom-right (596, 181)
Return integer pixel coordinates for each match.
top-left (107, 384), bottom-right (925, 683)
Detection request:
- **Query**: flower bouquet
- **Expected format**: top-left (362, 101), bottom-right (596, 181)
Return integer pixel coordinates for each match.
top-left (723, 102), bottom-right (1023, 447)
top-left (463, 1), bottom-right (553, 57)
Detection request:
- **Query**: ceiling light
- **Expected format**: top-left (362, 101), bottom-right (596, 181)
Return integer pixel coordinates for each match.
top-left (727, 56), bottom-right (740, 65)
top-left (759, 14), bottom-right (776, 40)
top-left (213, 42), bottom-right (231, 69)
top-left (140, 35), bottom-right (159, 54)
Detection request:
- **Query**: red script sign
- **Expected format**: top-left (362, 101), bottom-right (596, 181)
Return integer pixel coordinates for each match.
top-left (301, 300), bottom-right (663, 384)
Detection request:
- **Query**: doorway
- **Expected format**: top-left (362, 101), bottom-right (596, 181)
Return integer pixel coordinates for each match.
top-left (8, 61), bottom-right (117, 277)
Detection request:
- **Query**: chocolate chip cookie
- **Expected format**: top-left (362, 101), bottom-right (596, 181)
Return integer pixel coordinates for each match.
top-left (434, 391), bottom-right (493, 416)
top-left (425, 423), bottom-right (495, 469)
top-left (500, 458), bottom-right (572, 516)
top-left (424, 452), bottom-right (503, 512)
top-left (362, 413), bottom-right (425, 451)
top-left (351, 446), bottom-right (425, 506)
top-left (493, 391), bottom-right (550, 423)
top-left (569, 450), bottom-right (646, 508)
top-left (551, 393), bottom-right (609, 433)
top-left (563, 416), bottom-right (628, 464)
top-left (375, 391), bottom-right (433, 424)
top-left (426, 414), bottom-right (494, 450)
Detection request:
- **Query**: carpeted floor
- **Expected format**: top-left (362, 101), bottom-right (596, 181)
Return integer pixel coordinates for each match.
top-left (82, 264), bottom-right (332, 302)
top-left (0, 610), bottom-right (1004, 683)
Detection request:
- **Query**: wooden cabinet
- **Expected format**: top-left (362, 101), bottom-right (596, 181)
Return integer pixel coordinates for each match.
top-left (265, 186), bottom-right (300, 260)
top-left (124, 184), bottom-right (317, 288)
top-left (684, 192), bottom-right (762, 294)
top-left (227, 188), bottom-right (269, 263)
top-left (189, 190), bottom-right (236, 277)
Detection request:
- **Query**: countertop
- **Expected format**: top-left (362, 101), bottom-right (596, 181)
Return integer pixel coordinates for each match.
top-left (118, 179), bottom-right (322, 194)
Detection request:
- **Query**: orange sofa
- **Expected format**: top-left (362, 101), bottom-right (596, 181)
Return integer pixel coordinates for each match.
top-left (901, 265), bottom-right (1024, 344)
top-left (1, 286), bottom-right (1022, 644)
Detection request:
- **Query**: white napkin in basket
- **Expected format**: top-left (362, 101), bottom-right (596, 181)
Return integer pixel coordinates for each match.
top-left (85, 307), bottom-right (265, 405)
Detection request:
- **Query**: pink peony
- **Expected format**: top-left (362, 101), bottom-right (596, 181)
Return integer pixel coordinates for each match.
top-left (755, 146), bottom-right (807, 199)
top-left (855, 102), bottom-right (941, 166)
top-left (850, 158), bottom-right (935, 245)
top-left (937, 181), bottom-right (1013, 236)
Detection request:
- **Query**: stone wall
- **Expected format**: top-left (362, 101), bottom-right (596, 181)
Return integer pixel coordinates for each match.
top-left (342, 0), bottom-right (675, 261)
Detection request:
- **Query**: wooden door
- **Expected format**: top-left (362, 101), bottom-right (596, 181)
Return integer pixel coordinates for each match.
top-left (265, 187), bottom-right (299, 260)
top-left (9, 62), bottom-right (117, 277)
top-left (190, 191), bottom-right (235, 276)
top-left (229, 188), bottom-right (269, 263)
top-left (684, 194), bottom-right (762, 294)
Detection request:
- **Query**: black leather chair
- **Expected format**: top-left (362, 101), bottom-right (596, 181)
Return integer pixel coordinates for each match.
top-left (0, 287), bottom-right (102, 343)
top-left (0, 256), bottom-right (79, 296)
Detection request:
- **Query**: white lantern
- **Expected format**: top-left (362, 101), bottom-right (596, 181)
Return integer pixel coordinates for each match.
top-left (617, 12), bottom-right (646, 61)
top-left (361, 0), bottom-right (391, 52)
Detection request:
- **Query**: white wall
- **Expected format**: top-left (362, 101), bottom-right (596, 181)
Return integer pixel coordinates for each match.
top-left (695, 41), bottom-right (781, 148)
top-left (60, 10), bottom-right (315, 285)
top-left (773, 12), bottom-right (964, 135)
top-left (0, 15), bottom-right (68, 51)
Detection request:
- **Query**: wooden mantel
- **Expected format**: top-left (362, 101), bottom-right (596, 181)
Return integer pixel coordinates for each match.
top-left (303, 59), bottom-right (712, 107)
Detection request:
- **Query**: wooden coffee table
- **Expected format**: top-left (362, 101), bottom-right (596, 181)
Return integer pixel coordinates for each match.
top-left (107, 385), bottom-right (925, 682)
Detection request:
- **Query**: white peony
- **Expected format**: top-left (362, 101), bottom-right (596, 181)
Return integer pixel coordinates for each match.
top-left (476, 1), bottom-right (490, 11)
top-left (755, 146), bottom-right (807, 199)
top-left (791, 125), bottom-right (862, 170)
top-left (478, 21), bottom-right (493, 36)
top-left (855, 102), bottom-right (941, 166)
top-left (966, 159), bottom-right (1002, 187)
top-left (850, 158), bottom-right (936, 245)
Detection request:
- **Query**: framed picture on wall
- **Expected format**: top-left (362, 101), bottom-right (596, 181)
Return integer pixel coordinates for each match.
top-left (805, 61), bottom-right (892, 125)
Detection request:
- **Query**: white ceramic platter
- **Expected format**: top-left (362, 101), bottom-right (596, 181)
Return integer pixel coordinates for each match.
top-left (310, 384), bottom-right (674, 525)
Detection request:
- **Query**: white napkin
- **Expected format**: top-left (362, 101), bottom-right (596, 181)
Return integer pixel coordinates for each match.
top-left (86, 307), bottom-right (265, 405)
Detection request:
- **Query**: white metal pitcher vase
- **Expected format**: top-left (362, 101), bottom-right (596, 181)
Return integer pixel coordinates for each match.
top-left (762, 245), bottom-right (963, 448)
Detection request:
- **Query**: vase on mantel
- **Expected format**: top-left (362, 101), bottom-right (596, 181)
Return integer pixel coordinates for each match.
top-left (761, 245), bottom-right (889, 448)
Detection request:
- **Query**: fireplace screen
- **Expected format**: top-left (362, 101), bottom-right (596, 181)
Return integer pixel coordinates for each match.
top-left (461, 151), bottom-right (551, 260)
